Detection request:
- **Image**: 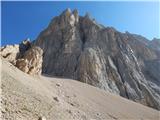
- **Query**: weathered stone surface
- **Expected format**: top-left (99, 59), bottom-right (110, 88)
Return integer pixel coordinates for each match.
top-left (19, 38), bottom-right (31, 56)
top-left (1, 9), bottom-right (160, 110)
top-left (38, 116), bottom-right (46, 120)
top-left (0, 44), bottom-right (19, 64)
top-left (15, 59), bottom-right (29, 73)
top-left (16, 46), bottom-right (43, 75)
top-left (0, 39), bottom-right (31, 64)
top-left (33, 9), bottom-right (160, 110)
top-left (150, 38), bottom-right (160, 51)
top-left (1, 39), bottom-right (42, 75)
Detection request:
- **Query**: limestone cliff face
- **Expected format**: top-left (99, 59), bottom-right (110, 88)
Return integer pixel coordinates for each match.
top-left (33, 9), bottom-right (160, 110)
top-left (1, 9), bottom-right (160, 110)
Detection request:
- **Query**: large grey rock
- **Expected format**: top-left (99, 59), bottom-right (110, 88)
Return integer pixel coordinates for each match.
top-left (33, 9), bottom-right (160, 110)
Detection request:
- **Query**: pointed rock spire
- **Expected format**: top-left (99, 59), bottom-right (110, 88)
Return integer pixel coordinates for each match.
top-left (62, 8), bottom-right (71, 17)
top-left (72, 9), bottom-right (79, 22)
top-left (72, 9), bottom-right (78, 16)
top-left (60, 8), bottom-right (79, 26)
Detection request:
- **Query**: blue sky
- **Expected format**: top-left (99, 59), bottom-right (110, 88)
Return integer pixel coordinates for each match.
top-left (1, 1), bottom-right (160, 46)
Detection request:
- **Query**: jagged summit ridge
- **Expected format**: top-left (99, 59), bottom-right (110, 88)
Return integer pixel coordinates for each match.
top-left (59, 8), bottom-right (79, 26)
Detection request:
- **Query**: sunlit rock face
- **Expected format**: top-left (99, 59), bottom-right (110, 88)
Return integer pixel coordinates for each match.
top-left (0, 39), bottom-right (32, 64)
top-left (12, 8), bottom-right (159, 110)
top-left (1, 39), bottom-right (43, 75)
top-left (1, 8), bottom-right (159, 110)
top-left (15, 46), bottom-right (43, 75)
top-left (0, 44), bottom-right (19, 64)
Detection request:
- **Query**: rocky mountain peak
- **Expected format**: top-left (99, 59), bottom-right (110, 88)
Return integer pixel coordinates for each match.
top-left (72, 9), bottom-right (79, 22)
top-left (72, 9), bottom-right (78, 16)
top-left (58, 8), bottom-right (79, 27)
top-left (1, 9), bottom-right (160, 110)
top-left (61, 8), bottom-right (72, 16)
top-left (33, 9), bottom-right (160, 110)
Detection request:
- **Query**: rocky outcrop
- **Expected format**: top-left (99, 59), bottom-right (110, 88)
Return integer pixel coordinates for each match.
top-left (1, 39), bottom-right (43, 75)
top-left (1, 9), bottom-right (160, 110)
top-left (0, 44), bottom-right (19, 64)
top-left (33, 9), bottom-right (160, 110)
top-left (0, 39), bottom-right (31, 65)
top-left (16, 46), bottom-right (43, 75)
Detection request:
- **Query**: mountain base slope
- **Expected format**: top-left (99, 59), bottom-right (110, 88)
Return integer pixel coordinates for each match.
top-left (1, 58), bottom-right (159, 120)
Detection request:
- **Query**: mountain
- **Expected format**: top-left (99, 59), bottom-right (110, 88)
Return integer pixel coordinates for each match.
top-left (1, 58), bottom-right (159, 120)
top-left (150, 38), bottom-right (160, 51)
top-left (1, 8), bottom-right (160, 110)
